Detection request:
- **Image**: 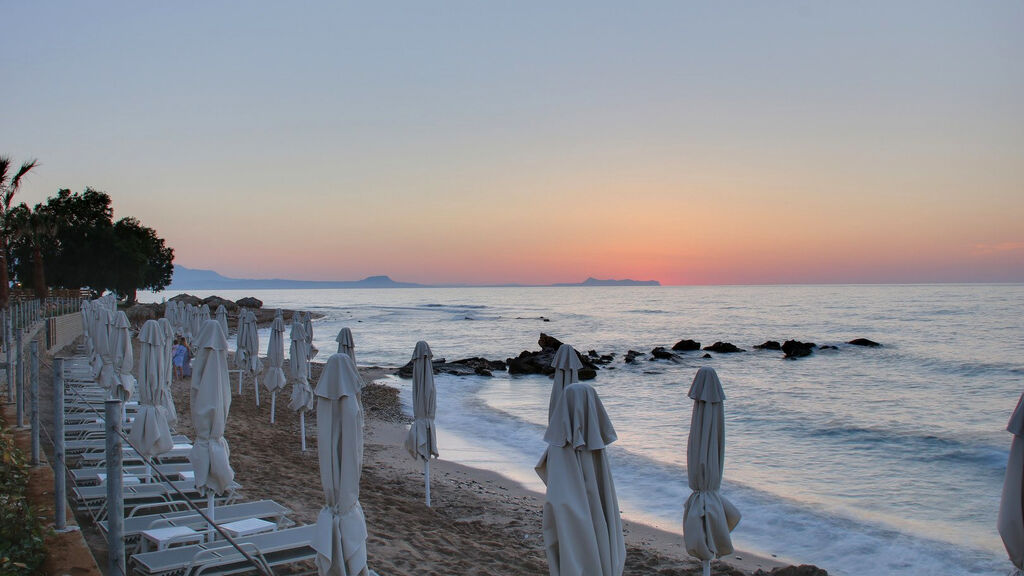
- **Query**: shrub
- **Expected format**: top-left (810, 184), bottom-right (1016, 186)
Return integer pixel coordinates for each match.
top-left (0, 416), bottom-right (46, 575)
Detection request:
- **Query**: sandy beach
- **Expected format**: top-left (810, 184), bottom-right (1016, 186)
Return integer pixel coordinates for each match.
top-left (47, 322), bottom-right (799, 576)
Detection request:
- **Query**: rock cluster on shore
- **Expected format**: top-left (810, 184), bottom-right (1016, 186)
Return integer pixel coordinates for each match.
top-left (123, 293), bottom-right (319, 329)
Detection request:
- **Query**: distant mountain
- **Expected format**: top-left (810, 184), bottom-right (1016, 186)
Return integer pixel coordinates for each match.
top-left (168, 265), bottom-right (424, 289)
top-left (552, 277), bottom-right (661, 287)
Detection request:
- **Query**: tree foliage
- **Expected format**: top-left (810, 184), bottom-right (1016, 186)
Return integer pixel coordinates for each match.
top-left (0, 156), bottom-right (39, 308)
top-left (9, 188), bottom-right (174, 304)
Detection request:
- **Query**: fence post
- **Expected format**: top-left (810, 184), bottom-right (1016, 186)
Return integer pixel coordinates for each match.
top-left (105, 399), bottom-right (125, 576)
top-left (15, 332), bottom-right (24, 427)
top-left (5, 308), bottom-right (12, 405)
top-left (53, 357), bottom-right (67, 531)
top-left (30, 340), bottom-right (39, 465)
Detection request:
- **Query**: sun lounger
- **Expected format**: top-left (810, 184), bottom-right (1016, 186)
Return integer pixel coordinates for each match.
top-left (72, 480), bottom-right (241, 520)
top-left (129, 524), bottom-right (316, 576)
top-left (97, 500), bottom-right (292, 552)
top-left (66, 435), bottom-right (190, 454)
top-left (76, 443), bottom-right (193, 466)
top-left (72, 462), bottom-right (194, 486)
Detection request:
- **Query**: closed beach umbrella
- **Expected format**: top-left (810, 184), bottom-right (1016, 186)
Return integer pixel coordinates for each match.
top-left (264, 313), bottom-right (288, 423)
top-left (404, 341), bottom-right (438, 505)
top-left (303, 311), bottom-right (318, 361)
top-left (536, 382), bottom-right (624, 576)
top-left (289, 320), bottom-right (314, 450)
top-left (235, 308), bottom-right (248, 372)
top-left (189, 319), bottom-right (235, 527)
top-left (312, 353), bottom-right (369, 576)
top-left (111, 311), bottom-right (136, 402)
top-left (198, 303), bottom-right (211, 327)
top-left (157, 317), bottom-right (178, 426)
top-left (241, 309), bottom-right (263, 403)
top-left (129, 320), bottom-right (172, 458)
top-left (215, 305), bottom-right (229, 341)
top-left (90, 306), bottom-right (110, 380)
top-left (683, 367), bottom-right (741, 576)
top-left (96, 309), bottom-right (118, 395)
top-left (999, 392), bottom-right (1024, 573)
top-left (336, 327), bottom-right (355, 363)
top-left (549, 344), bottom-right (583, 422)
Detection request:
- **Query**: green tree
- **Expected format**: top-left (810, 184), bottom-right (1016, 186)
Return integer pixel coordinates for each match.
top-left (0, 156), bottom-right (38, 308)
top-left (7, 203), bottom-right (55, 300)
top-left (110, 217), bottom-right (174, 305)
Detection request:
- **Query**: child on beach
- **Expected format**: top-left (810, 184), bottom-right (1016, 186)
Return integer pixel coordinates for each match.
top-left (172, 338), bottom-right (187, 380)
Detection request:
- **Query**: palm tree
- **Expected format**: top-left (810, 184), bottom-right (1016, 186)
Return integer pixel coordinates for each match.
top-left (9, 203), bottom-right (55, 301)
top-left (0, 156), bottom-right (39, 308)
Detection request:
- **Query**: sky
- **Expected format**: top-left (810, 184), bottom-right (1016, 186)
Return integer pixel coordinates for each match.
top-left (2, 2), bottom-right (1022, 285)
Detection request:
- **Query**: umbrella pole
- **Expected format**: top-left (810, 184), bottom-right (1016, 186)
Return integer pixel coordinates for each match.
top-left (425, 459), bottom-right (431, 507)
top-left (270, 392), bottom-right (276, 424)
top-left (254, 375), bottom-right (259, 406)
top-left (207, 492), bottom-right (215, 542)
top-left (300, 411), bottom-right (306, 451)
top-left (238, 370), bottom-right (243, 395)
top-left (702, 560), bottom-right (710, 576)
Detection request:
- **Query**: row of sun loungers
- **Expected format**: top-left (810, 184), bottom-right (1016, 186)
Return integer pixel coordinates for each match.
top-left (60, 351), bottom-right (320, 575)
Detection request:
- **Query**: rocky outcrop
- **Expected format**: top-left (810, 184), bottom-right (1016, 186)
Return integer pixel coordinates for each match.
top-left (624, 350), bottom-right (645, 364)
top-left (754, 340), bottom-right (782, 350)
top-left (671, 339), bottom-right (701, 351)
top-left (587, 350), bottom-right (615, 365)
top-left (703, 341), bottom-right (745, 353)
top-left (819, 345), bottom-right (838, 350)
top-left (124, 303), bottom-right (160, 326)
top-left (754, 565), bottom-right (828, 576)
top-left (201, 295), bottom-right (238, 311)
top-left (649, 347), bottom-right (677, 360)
top-left (848, 338), bottom-right (880, 347)
top-left (169, 293), bottom-right (202, 306)
top-left (506, 333), bottom-right (598, 380)
top-left (398, 357), bottom-right (508, 378)
top-left (702, 353), bottom-right (712, 359)
top-left (782, 340), bottom-right (815, 359)
top-left (235, 296), bottom-right (263, 309)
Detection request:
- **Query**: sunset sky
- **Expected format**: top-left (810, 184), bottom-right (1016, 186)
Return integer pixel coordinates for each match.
top-left (3, 2), bottom-right (1022, 285)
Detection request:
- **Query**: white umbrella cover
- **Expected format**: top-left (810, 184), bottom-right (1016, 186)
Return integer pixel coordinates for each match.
top-left (264, 314), bottom-right (288, 424)
top-left (336, 327), bottom-right (356, 364)
top-left (536, 382), bottom-right (624, 576)
top-left (683, 367), bottom-right (741, 570)
top-left (313, 353), bottom-right (369, 576)
top-left (549, 344), bottom-right (582, 422)
top-left (404, 341), bottom-right (437, 462)
top-left (129, 320), bottom-right (173, 457)
top-left (215, 305), bottom-right (229, 341)
top-left (288, 321), bottom-right (314, 412)
top-left (188, 319), bottom-right (235, 495)
top-left (111, 311), bottom-right (136, 401)
top-left (999, 392), bottom-right (1024, 573)
top-left (157, 318), bottom-right (178, 426)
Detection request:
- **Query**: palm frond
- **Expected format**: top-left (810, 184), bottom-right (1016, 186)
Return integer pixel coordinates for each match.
top-left (10, 159), bottom-right (38, 191)
top-left (0, 156), bottom-right (10, 188)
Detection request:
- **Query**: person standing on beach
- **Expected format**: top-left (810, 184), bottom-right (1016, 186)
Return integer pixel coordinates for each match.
top-left (172, 338), bottom-right (187, 380)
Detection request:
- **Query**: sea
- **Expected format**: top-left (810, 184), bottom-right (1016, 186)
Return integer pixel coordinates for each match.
top-left (142, 284), bottom-right (1024, 576)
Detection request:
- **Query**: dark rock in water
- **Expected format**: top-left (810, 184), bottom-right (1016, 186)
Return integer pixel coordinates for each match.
top-left (587, 350), bottom-right (615, 365)
top-left (397, 356), bottom-right (504, 379)
top-left (578, 368), bottom-right (597, 380)
top-left (782, 340), bottom-right (815, 359)
top-left (702, 353), bottom-right (713, 359)
top-left (506, 333), bottom-right (600, 377)
top-left (671, 339), bottom-right (701, 351)
top-left (235, 296), bottom-right (263, 309)
top-left (650, 346), bottom-right (676, 360)
top-left (169, 293), bottom-right (203, 306)
top-left (703, 341), bottom-right (745, 353)
top-left (754, 565), bottom-right (829, 576)
top-left (624, 350), bottom-right (645, 364)
top-left (538, 333), bottom-right (563, 351)
top-left (201, 295), bottom-right (238, 311)
top-left (819, 345), bottom-right (838, 350)
top-left (754, 340), bottom-right (782, 351)
top-left (848, 338), bottom-right (880, 347)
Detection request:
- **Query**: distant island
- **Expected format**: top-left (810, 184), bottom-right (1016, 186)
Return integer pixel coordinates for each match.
top-left (551, 277), bottom-right (661, 287)
top-left (168, 266), bottom-right (659, 289)
top-left (168, 266), bottom-right (424, 290)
